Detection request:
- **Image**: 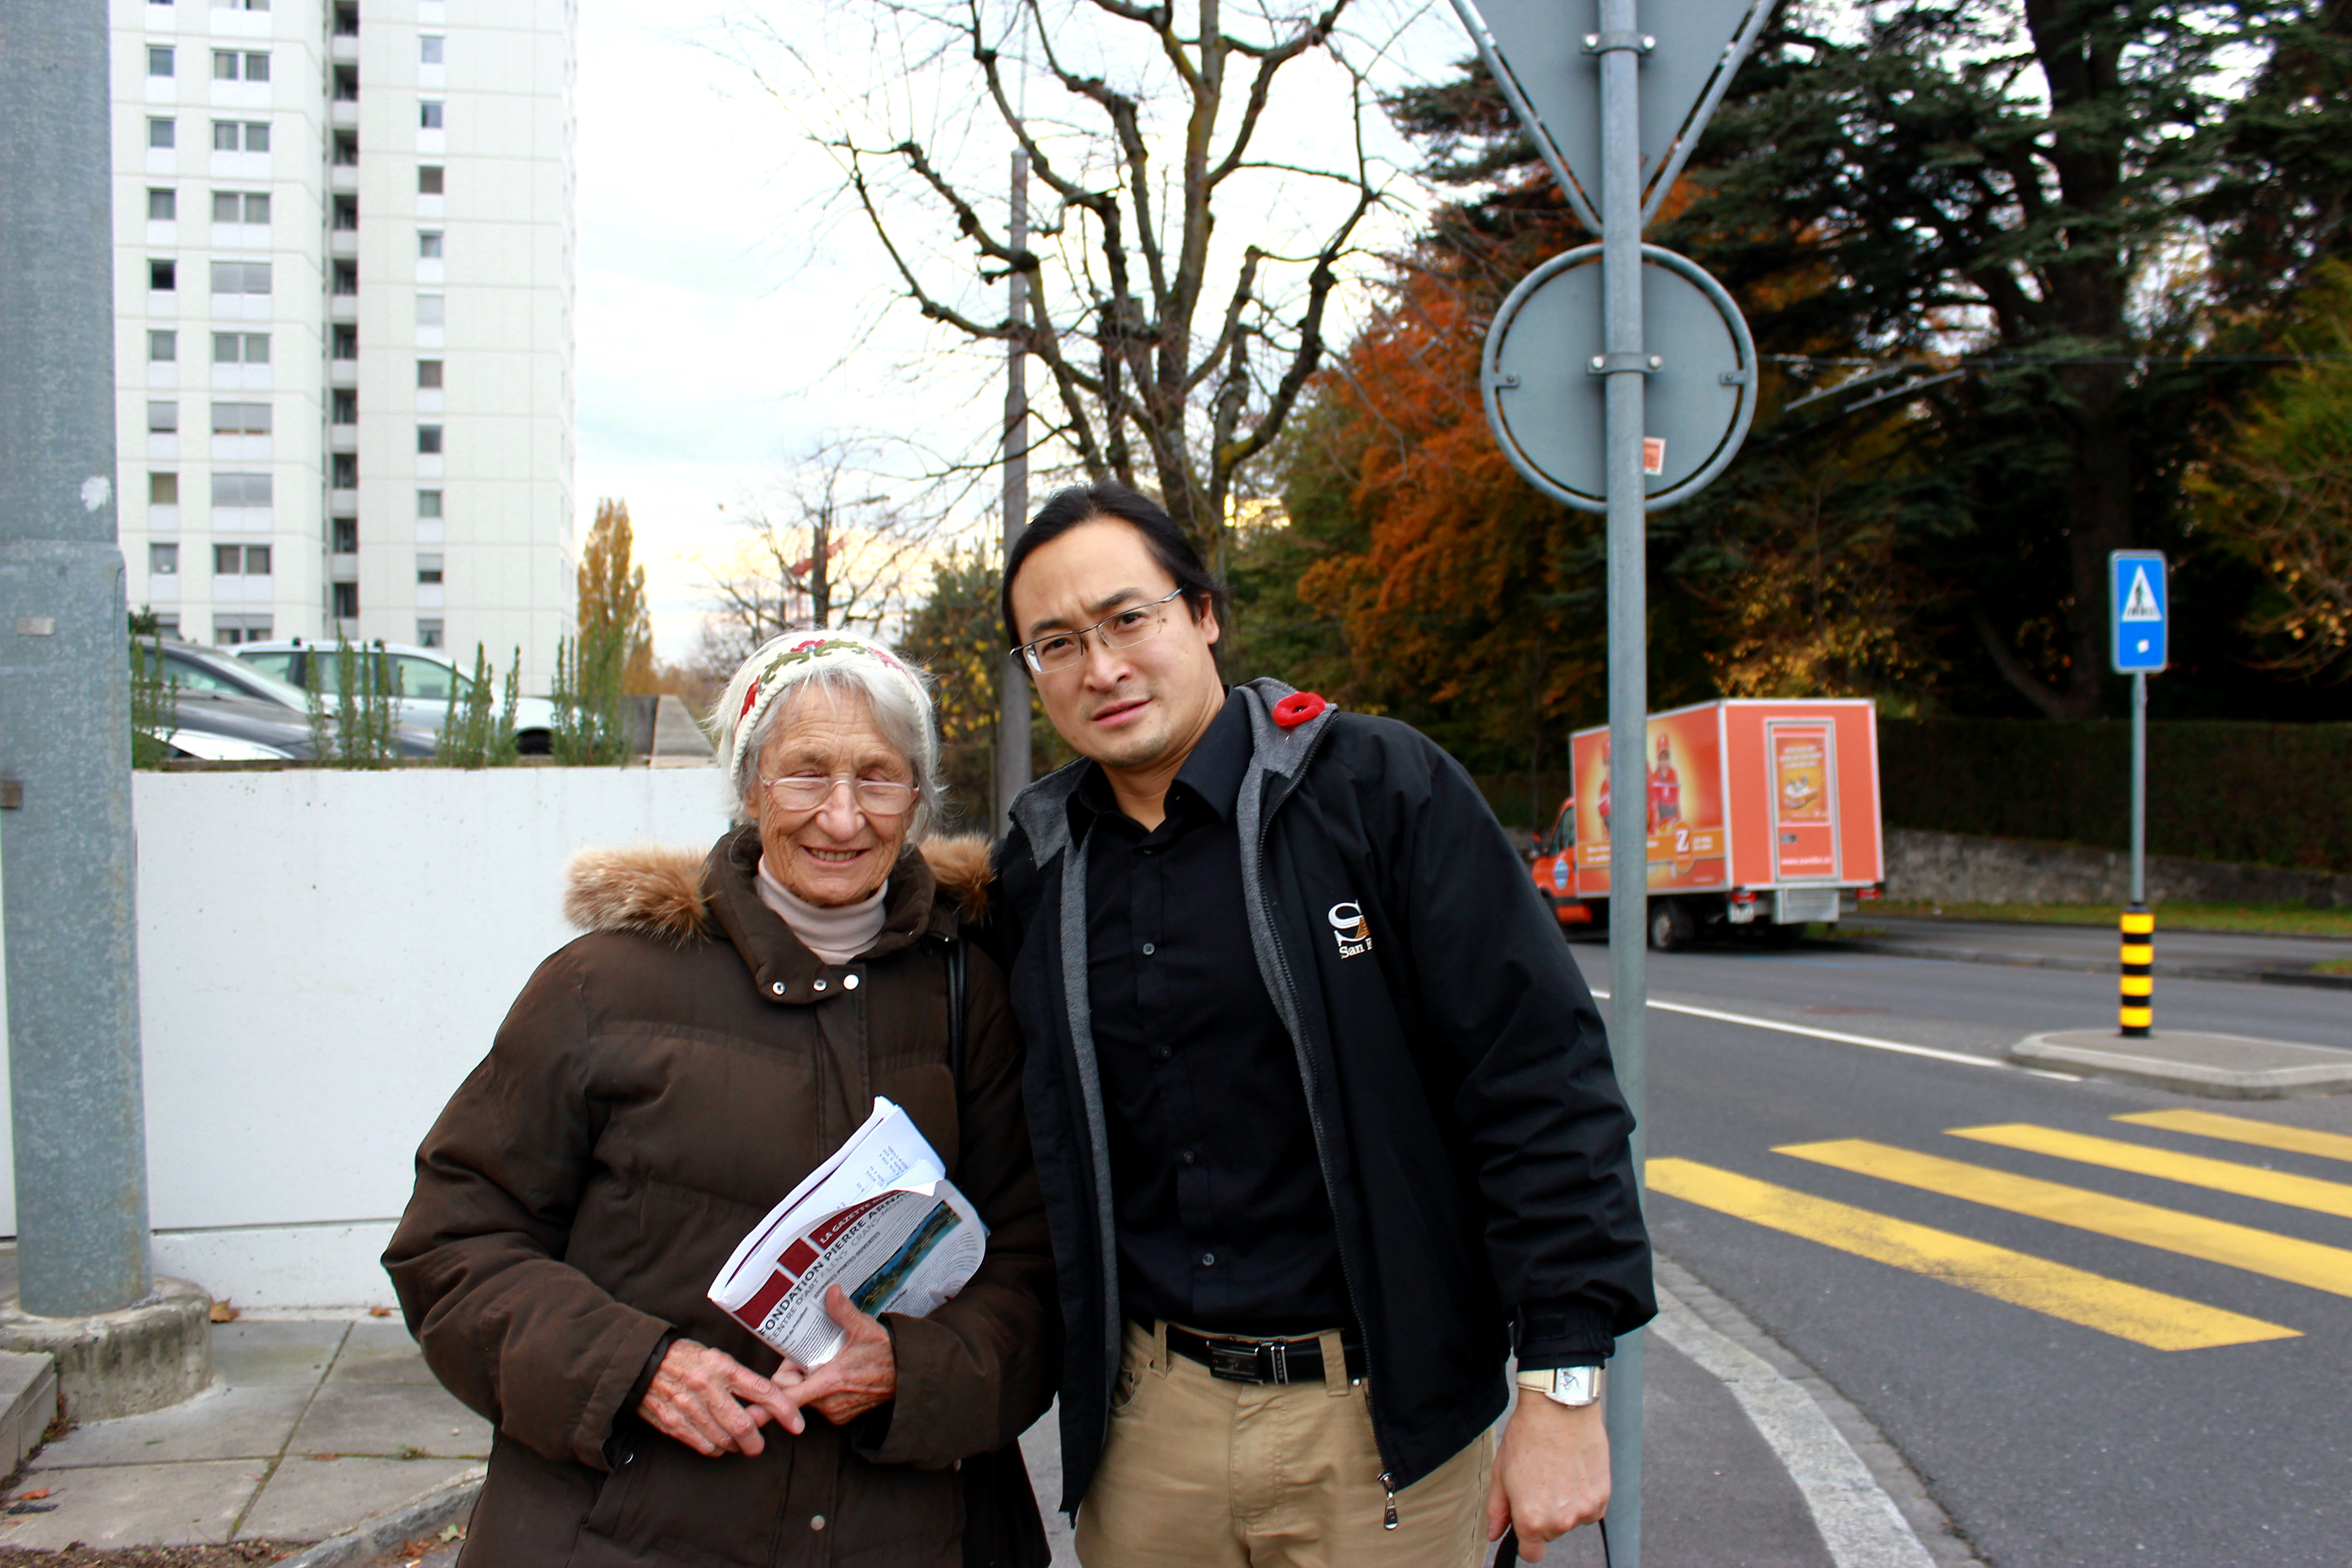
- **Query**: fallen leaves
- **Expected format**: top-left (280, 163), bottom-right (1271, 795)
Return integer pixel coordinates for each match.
top-left (208, 1301), bottom-right (239, 1324)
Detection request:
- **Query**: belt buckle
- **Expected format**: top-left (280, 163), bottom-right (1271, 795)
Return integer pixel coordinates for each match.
top-left (1207, 1342), bottom-right (1264, 1383)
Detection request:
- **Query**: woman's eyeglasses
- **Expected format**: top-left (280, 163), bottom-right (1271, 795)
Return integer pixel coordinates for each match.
top-left (760, 774), bottom-right (917, 818)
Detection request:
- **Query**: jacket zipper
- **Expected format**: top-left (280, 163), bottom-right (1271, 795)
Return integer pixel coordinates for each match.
top-left (1245, 716), bottom-right (1396, 1527)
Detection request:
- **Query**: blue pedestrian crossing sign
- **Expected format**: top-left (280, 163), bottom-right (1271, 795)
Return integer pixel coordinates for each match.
top-left (2110, 550), bottom-right (2168, 674)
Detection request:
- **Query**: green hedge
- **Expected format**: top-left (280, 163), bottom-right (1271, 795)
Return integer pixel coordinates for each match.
top-left (1878, 720), bottom-right (2352, 873)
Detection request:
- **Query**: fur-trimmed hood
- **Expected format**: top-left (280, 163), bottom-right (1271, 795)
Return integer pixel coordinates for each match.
top-left (563, 833), bottom-right (992, 941)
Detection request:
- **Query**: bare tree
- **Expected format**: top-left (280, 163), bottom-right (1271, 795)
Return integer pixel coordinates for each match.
top-left (694, 446), bottom-right (939, 669)
top-left (750, 0), bottom-right (1396, 573)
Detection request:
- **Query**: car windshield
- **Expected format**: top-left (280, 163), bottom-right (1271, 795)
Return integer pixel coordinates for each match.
top-left (393, 654), bottom-right (467, 703)
top-left (155, 648), bottom-right (314, 711)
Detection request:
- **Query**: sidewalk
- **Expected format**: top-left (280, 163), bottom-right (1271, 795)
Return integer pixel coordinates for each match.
top-left (0, 1255), bottom-right (1966, 1568)
top-left (1836, 916), bottom-right (2352, 990)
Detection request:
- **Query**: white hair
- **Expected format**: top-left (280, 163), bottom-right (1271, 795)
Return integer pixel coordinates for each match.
top-left (711, 632), bottom-right (944, 842)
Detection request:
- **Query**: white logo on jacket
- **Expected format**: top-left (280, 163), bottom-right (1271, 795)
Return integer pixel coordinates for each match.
top-left (1327, 902), bottom-right (1373, 958)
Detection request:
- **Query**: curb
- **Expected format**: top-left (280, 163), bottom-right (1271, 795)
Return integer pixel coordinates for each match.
top-left (1652, 1254), bottom-right (1986, 1568)
top-left (1829, 938), bottom-right (2352, 992)
top-left (2011, 1030), bottom-right (2352, 1099)
top-left (274, 1463), bottom-right (485, 1568)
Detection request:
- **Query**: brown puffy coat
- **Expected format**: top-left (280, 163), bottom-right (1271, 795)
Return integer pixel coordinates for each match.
top-left (384, 828), bottom-right (1054, 1568)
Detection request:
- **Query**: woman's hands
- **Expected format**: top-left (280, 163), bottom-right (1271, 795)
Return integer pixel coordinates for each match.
top-left (638, 1339), bottom-right (806, 1457)
top-left (636, 1289), bottom-right (898, 1457)
top-left (789, 1286), bottom-right (900, 1426)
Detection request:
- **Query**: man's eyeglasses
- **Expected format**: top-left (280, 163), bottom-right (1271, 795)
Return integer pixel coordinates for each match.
top-left (1017, 586), bottom-right (1188, 675)
top-left (760, 774), bottom-right (917, 818)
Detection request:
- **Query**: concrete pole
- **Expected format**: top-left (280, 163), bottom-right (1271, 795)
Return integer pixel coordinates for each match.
top-left (0, 0), bottom-right (159, 1315)
top-left (1597, 1), bottom-right (1648, 1562)
top-left (996, 150), bottom-right (1034, 829)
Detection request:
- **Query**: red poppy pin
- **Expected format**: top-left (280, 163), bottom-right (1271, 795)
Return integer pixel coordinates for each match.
top-left (1271, 691), bottom-right (1328, 728)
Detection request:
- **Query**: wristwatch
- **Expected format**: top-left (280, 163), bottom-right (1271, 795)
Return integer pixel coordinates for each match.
top-left (1517, 1365), bottom-right (1602, 1407)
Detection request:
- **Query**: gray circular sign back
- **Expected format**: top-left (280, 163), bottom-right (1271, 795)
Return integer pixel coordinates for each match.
top-left (1483, 243), bottom-right (1757, 513)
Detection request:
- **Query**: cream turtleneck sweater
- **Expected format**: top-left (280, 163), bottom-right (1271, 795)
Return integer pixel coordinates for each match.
top-left (755, 857), bottom-right (889, 965)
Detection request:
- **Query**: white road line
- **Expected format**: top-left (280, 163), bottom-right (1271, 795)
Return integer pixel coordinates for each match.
top-left (1589, 988), bottom-right (2082, 1078)
top-left (1651, 1289), bottom-right (1939, 1568)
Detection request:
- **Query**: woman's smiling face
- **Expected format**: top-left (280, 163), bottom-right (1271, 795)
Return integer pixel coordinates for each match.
top-left (751, 685), bottom-right (914, 907)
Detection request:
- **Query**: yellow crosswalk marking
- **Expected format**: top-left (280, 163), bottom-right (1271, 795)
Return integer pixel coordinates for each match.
top-left (2114, 1110), bottom-right (2352, 1166)
top-left (1646, 1157), bottom-right (2296, 1350)
top-left (1950, 1124), bottom-right (2352, 1220)
top-left (1778, 1139), bottom-right (2352, 1300)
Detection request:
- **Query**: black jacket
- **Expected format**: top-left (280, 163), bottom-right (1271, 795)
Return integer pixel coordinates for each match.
top-left (983, 678), bottom-right (1654, 1512)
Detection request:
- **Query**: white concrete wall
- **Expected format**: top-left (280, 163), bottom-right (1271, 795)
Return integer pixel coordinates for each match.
top-left (0, 767), bottom-right (729, 1307)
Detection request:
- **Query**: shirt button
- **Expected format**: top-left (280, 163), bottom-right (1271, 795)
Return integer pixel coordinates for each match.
top-left (843, 973), bottom-right (860, 990)
top-left (770, 981), bottom-right (786, 997)
top-left (1154, 1045), bottom-right (1172, 1061)
top-left (810, 1514), bottom-right (827, 1532)
top-left (1198, 1252), bottom-right (1216, 1268)
top-left (1180, 1148), bottom-right (1198, 1166)
top-left (1141, 942), bottom-right (1156, 956)
top-left (813, 979), bottom-right (828, 992)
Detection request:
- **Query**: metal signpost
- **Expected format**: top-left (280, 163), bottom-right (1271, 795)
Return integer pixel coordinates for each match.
top-left (1444, 1), bottom-right (1770, 1560)
top-left (2110, 550), bottom-right (2168, 1039)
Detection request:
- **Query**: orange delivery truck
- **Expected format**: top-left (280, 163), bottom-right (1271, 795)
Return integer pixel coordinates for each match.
top-left (1525, 698), bottom-right (1884, 950)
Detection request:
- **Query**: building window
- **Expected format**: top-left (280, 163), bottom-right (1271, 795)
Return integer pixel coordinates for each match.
top-left (332, 388), bottom-right (358, 424)
top-left (211, 122), bottom-right (270, 154)
top-left (214, 615), bottom-right (273, 645)
top-left (420, 35), bottom-right (445, 65)
top-left (211, 401), bottom-right (271, 436)
top-left (332, 323), bottom-right (358, 358)
top-left (332, 260), bottom-right (358, 295)
top-left (418, 165), bottom-right (444, 195)
top-left (334, 4), bottom-right (357, 35)
top-left (334, 65), bottom-right (359, 101)
top-left (214, 0), bottom-right (273, 10)
top-left (333, 517), bottom-right (359, 552)
top-left (333, 130), bottom-right (358, 165)
top-left (212, 331), bottom-right (269, 364)
top-left (417, 618), bottom-right (445, 649)
top-left (213, 50), bottom-right (269, 82)
top-left (151, 543), bottom-right (180, 576)
top-left (419, 230), bottom-right (443, 259)
top-left (209, 260), bottom-right (272, 294)
top-left (417, 359), bottom-right (443, 388)
top-left (147, 400), bottom-right (178, 433)
top-left (333, 195), bottom-right (358, 230)
top-left (211, 471), bottom-right (272, 506)
top-left (147, 188), bottom-right (176, 222)
top-left (331, 452), bottom-right (358, 488)
top-left (416, 554), bottom-right (445, 585)
top-left (212, 191), bottom-right (270, 224)
top-left (332, 582), bottom-right (360, 619)
top-left (148, 118), bottom-right (176, 150)
top-left (416, 425), bottom-right (443, 455)
top-left (149, 259), bottom-right (176, 291)
top-left (416, 294), bottom-right (445, 327)
top-left (154, 614), bottom-right (182, 637)
top-left (420, 101), bottom-right (444, 130)
top-left (148, 330), bottom-right (177, 363)
top-left (214, 544), bottom-right (271, 577)
top-left (416, 489), bottom-right (443, 519)
top-left (150, 472), bottom-right (179, 505)
top-left (148, 46), bottom-right (174, 77)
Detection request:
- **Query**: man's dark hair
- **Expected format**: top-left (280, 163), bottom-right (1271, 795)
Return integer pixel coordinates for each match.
top-left (1001, 482), bottom-right (1228, 650)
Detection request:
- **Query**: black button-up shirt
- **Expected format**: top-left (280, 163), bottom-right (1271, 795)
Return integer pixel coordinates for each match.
top-left (1073, 690), bottom-right (1352, 1338)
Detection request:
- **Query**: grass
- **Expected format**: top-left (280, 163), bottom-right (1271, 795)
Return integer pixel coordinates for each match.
top-left (2320, 958), bottom-right (2352, 976)
top-left (1875, 901), bottom-right (2352, 938)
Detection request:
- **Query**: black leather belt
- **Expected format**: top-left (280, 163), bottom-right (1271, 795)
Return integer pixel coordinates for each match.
top-left (1164, 1325), bottom-right (1366, 1385)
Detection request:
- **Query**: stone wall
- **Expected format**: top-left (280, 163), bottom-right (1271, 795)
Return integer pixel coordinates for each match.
top-left (1884, 828), bottom-right (2352, 908)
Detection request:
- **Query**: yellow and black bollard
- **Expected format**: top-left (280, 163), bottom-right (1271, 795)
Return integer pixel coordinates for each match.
top-left (2119, 905), bottom-right (2154, 1037)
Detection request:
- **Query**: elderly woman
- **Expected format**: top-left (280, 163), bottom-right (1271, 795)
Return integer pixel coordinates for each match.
top-left (385, 632), bottom-right (1053, 1568)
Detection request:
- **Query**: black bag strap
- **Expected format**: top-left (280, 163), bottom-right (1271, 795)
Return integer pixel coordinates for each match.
top-left (945, 934), bottom-right (968, 1093)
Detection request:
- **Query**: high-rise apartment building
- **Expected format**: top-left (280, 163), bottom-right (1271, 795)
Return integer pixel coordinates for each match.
top-left (111, 0), bottom-right (574, 690)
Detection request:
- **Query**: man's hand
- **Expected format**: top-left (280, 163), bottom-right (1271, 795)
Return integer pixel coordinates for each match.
top-left (787, 1286), bottom-right (900, 1426)
top-left (1486, 1390), bottom-right (1611, 1561)
top-left (638, 1338), bottom-right (807, 1458)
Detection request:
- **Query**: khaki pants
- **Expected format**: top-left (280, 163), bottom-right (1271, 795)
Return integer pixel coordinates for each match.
top-left (1075, 1321), bottom-right (1494, 1568)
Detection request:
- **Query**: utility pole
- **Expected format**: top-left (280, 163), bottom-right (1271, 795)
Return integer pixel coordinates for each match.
top-left (0, 0), bottom-right (158, 1317)
top-left (995, 149), bottom-right (1034, 828)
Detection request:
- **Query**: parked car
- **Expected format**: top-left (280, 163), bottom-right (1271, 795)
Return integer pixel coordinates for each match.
top-left (232, 640), bottom-right (557, 754)
top-left (134, 639), bottom-right (436, 759)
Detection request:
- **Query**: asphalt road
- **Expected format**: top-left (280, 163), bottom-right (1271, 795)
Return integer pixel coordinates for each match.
top-left (1569, 937), bottom-right (2352, 1568)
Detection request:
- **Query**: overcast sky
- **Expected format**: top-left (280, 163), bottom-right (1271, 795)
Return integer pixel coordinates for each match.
top-left (573, 0), bottom-right (1459, 664)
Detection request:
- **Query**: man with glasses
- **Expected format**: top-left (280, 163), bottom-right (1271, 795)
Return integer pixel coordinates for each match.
top-left (982, 483), bottom-right (1653, 1567)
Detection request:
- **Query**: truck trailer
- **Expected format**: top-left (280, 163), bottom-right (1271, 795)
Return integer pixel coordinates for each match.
top-left (1526, 698), bottom-right (1885, 949)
